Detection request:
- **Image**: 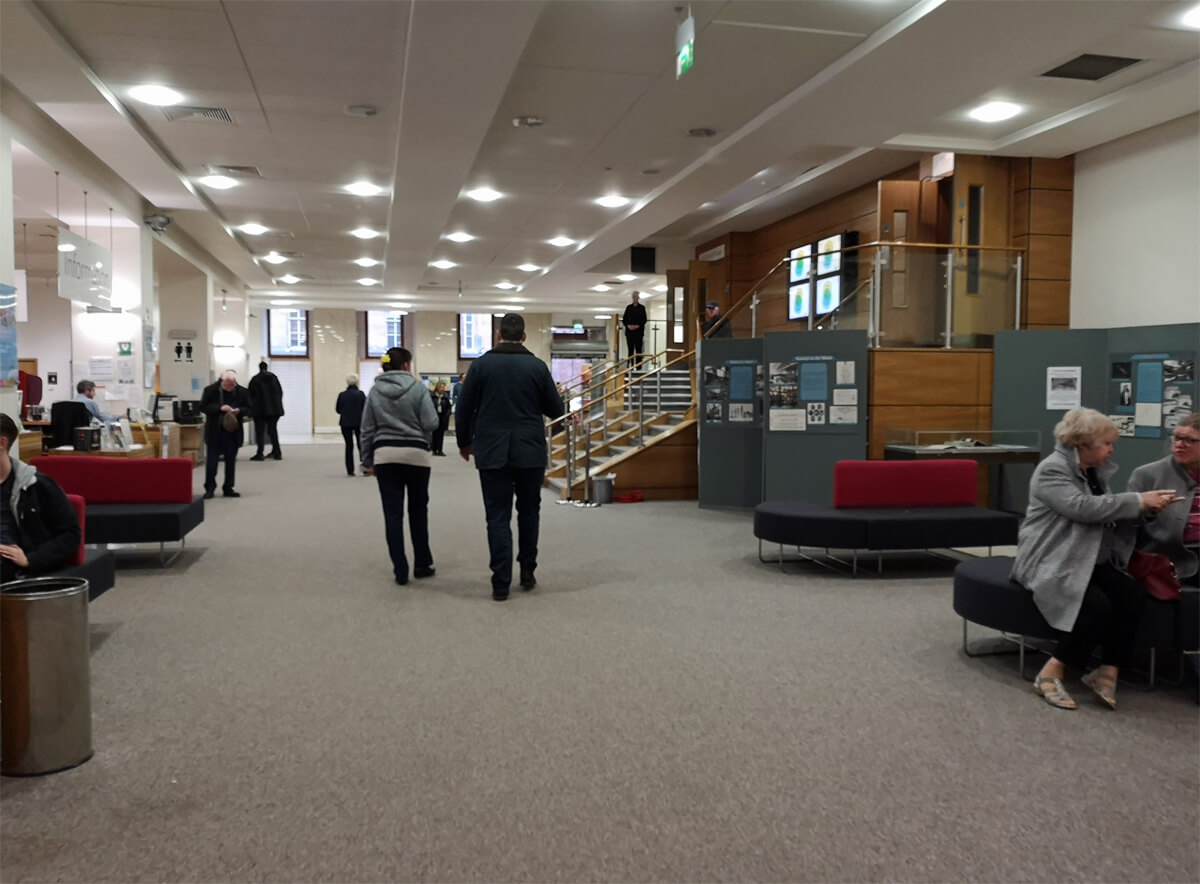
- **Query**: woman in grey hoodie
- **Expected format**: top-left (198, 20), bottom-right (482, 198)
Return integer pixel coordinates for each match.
top-left (360, 347), bottom-right (440, 586)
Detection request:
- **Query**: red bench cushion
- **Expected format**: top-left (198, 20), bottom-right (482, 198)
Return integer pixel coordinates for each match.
top-left (66, 493), bottom-right (85, 566)
top-left (32, 457), bottom-right (194, 505)
top-left (833, 459), bottom-right (977, 508)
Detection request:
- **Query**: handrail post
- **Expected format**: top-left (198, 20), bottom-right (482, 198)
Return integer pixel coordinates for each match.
top-left (573, 410), bottom-right (599, 508)
top-left (943, 250), bottom-right (954, 349)
top-left (750, 293), bottom-right (759, 338)
top-left (638, 378), bottom-right (645, 447)
top-left (1014, 254), bottom-right (1023, 330)
top-left (656, 359), bottom-right (662, 414)
top-left (869, 250), bottom-right (881, 347)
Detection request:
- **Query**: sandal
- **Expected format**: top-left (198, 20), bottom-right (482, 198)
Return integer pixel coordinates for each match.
top-left (1081, 670), bottom-right (1118, 710)
top-left (1033, 675), bottom-right (1078, 709)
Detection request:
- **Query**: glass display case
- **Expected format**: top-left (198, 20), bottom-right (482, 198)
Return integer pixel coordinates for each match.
top-left (883, 428), bottom-right (1042, 464)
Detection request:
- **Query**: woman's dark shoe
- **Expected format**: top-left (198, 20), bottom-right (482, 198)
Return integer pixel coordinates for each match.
top-left (414, 566), bottom-right (436, 579)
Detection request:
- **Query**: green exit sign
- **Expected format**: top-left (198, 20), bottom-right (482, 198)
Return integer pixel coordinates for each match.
top-left (675, 12), bottom-right (695, 80)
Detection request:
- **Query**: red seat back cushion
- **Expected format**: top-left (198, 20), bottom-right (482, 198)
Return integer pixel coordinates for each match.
top-left (833, 459), bottom-right (977, 508)
top-left (31, 457), bottom-right (194, 504)
top-left (65, 493), bottom-right (85, 566)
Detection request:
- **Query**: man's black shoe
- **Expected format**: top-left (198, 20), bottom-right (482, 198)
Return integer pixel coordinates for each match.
top-left (271, 453), bottom-right (282, 460)
top-left (203, 490), bottom-right (215, 500)
top-left (223, 490), bottom-right (241, 498)
top-left (492, 590), bottom-right (509, 602)
top-left (414, 566), bottom-right (436, 579)
top-left (249, 454), bottom-right (265, 462)
top-left (519, 568), bottom-right (537, 591)
top-left (396, 575), bottom-right (409, 586)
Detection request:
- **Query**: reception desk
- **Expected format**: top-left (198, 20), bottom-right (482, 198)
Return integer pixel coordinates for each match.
top-left (45, 444), bottom-right (154, 459)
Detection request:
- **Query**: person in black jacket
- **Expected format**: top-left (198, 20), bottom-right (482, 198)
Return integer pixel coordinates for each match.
top-left (0, 413), bottom-right (81, 583)
top-left (430, 380), bottom-right (453, 456)
top-left (701, 301), bottom-right (733, 339)
top-left (621, 291), bottom-right (648, 367)
top-left (455, 314), bottom-right (565, 601)
top-left (200, 371), bottom-right (253, 499)
top-left (336, 374), bottom-right (367, 476)
top-left (247, 361), bottom-right (285, 461)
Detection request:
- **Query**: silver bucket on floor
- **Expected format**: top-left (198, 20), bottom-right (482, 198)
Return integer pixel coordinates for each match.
top-left (1, 577), bottom-right (93, 776)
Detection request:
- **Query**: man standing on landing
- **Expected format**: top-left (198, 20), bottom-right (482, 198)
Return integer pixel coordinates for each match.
top-left (622, 291), bottom-right (648, 367)
top-left (455, 313), bottom-right (564, 601)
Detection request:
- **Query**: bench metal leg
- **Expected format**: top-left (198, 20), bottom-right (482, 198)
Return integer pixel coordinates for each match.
top-left (961, 619), bottom-right (1044, 680)
top-left (159, 538), bottom-right (185, 567)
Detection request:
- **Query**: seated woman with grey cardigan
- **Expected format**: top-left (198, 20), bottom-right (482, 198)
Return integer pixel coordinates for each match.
top-left (1012, 408), bottom-right (1179, 711)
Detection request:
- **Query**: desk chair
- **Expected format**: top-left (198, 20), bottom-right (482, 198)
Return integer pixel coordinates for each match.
top-left (49, 401), bottom-right (92, 449)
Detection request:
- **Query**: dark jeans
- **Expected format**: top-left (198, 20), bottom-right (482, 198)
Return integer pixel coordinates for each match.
top-left (432, 415), bottom-right (450, 455)
top-left (374, 463), bottom-right (432, 582)
top-left (626, 331), bottom-right (644, 364)
top-left (341, 426), bottom-right (361, 475)
top-left (254, 416), bottom-right (281, 456)
top-left (479, 466), bottom-right (544, 591)
top-left (204, 433), bottom-right (240, 493)
top-left (1054, 562), bottom-right (1146, 671)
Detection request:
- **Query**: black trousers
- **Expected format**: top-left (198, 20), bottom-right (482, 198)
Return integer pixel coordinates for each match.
top-left (625, 331), bottom-right (645, 363)
top-left (254, 416), bottom-right (281, 456)
top-left (478, 466), bottom-right (544, 591)
top-left (204, 433), bottom-right (240, 493)
top-left (341, 426), bottom-right (361, 475)
top-left (432, 415), bottom-right (451, 455)
top-left (1054, 562), bottom-right (1146, 671)
top-left (374, 463), bottom-right (432, 582)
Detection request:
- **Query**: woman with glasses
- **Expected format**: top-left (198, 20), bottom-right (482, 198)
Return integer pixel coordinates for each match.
top-left (1013, 408), bottom-right (1178, 711)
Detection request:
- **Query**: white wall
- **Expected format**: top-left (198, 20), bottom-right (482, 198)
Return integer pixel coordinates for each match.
top-left (1072, 113), bottom-right (1200, 328)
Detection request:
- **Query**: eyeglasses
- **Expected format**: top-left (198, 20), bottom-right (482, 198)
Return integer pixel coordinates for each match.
top-left (1172, 434), bottom-right (1200, 446)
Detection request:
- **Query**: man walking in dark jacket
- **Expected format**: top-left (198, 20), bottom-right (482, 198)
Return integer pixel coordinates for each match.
top-left (248, 361), bottom-right (285, 460)
top-left (0, 413), bottom-right (81, 583)
top-left (200, 371), bottom-right (253, 499)
top-left (336, 373), bottom-right (367, 476)
top-left (622, 291), bottom-right (648, 367)
top-left (455, 314), bottom-right (565, 601)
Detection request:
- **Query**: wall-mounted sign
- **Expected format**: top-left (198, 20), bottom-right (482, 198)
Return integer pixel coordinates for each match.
top-left (166, 329), bottom-right (198, 339)
top-left (698, 244), bottom-right (725, 262)
top-left (57, 229), bottom-right (113, 308)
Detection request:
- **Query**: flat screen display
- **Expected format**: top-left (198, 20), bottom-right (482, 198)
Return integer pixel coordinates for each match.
top-left (817, 234), bottom-right (842, 275)
top-left (816, 276), bottom-right (841, 315)
top-left (787, 282), bottom-right (810, 320)
top-left (788, 244), bottom-right (811, 283)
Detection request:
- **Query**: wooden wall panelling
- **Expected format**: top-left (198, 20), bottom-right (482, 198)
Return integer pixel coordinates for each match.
top-left (1024, 280), bottom-right (1071, 326)
top-left (1024, 233), bottom-right (1072, 280)
top-left (612, 424), bottom-right (697, 501)
top-left (1028, 189), bottom-right (1073, 236)
top-left (1012, 158), bottom-right (1031, 193)
top-left (1030, 157), bottom-right (1074, 191)
top-left (867, 405), bottom-right (992, 459)
top-left (870, 349), bottom-right (993, 406)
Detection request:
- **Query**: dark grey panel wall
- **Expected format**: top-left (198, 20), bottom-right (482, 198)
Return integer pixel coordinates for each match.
top-left (993, 323), bottom-right (1199, 512)
top-left (762, 330), bottom-right (868, 505)
top-left (698, 338), bottom-right (764, 509)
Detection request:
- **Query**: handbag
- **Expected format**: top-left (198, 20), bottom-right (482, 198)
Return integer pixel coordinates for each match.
top-left (221, 411), bottom-right (239, 432)
top-left (1127, 550), bottom-right (1182, 601)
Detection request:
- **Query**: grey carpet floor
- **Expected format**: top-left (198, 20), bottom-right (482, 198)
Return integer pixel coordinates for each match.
top-left (1, 442), bottom-right (1197, 883)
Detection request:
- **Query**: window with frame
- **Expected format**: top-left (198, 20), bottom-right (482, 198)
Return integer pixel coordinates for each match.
top-left (364, 310), bottom-right (406, 357)
top-left (458, 312), bottom-right (492, 359)
top-left (268, 309), bottom-right (309, 357)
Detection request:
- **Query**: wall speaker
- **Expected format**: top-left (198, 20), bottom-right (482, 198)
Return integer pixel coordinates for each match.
top-left (630, 246), bottom-right (656, 275)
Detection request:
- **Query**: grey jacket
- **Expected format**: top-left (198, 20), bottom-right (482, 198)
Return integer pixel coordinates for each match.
top-left (1121, 455), bottom-right (1198, 579)
top-left (1011, 444), bottom-right (1142, 631)
top-left (359, 371), bottom-right (438, 469)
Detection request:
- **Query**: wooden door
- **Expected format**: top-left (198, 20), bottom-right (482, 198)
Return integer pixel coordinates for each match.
top-left (687, 259), bottom-right (726, 351)
top-left (877, 180), bottom-right (938, 346)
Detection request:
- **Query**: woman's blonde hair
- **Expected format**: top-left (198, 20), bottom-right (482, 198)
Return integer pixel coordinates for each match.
top-left (1054, 407), bottom-right (1118, 450)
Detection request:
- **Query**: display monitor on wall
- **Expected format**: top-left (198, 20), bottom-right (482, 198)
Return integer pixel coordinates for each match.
top-left (815, 276), bottom-right (841, 315)
top-left (817, 234), bottom-right (842, 275)
top-left (788, 244), bottom-right (811, 283)
top-left (787, 282), bottom-right (810, 320)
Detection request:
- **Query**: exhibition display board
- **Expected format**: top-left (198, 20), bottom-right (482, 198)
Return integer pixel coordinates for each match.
top-left (698, 338), bottom-right (765, 508)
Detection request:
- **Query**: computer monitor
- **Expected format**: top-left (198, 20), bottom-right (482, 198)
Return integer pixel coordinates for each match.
top-left (175, 400), bottom-right (202, 424)
top-left (153, 394), bottom-right (177, 424)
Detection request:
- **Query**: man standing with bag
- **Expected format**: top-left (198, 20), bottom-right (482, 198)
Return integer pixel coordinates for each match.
top-left (200, 371), bottom-right (253, 499)
top-left (248, 360), bottom-right (285, 461)
top-left (456, 314), bottom-right (564, 601)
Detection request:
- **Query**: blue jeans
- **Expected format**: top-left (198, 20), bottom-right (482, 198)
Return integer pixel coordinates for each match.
top-left (373, 463), bottom-right (432, 582)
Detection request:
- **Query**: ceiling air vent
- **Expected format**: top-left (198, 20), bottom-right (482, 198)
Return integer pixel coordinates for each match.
top-left (207, 164), bottom-right (260, 178)
top-left (1041, 54), bottom-right (1140, 81)
top-left (161, 105), bottom-right (235, 124)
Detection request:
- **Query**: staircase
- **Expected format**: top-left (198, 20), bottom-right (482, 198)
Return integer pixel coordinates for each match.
top-left (622, 368), bottom-right (692, 412)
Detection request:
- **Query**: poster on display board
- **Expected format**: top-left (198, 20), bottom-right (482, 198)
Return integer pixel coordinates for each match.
top-left (701, 358), bottom-right (762, 424)
top-left (0, 284), bottom-right (16, 388)
top-left (767, 354), bottom-right (859, 432)
top-left (1108, 352), bottom-right (1195, 437)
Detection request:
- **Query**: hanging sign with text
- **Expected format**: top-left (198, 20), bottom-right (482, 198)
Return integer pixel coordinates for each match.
top-left (57, 229), bottom-right (113, 308)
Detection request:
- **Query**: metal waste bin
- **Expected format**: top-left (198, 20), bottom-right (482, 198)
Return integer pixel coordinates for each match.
top-left (1, 577), bottom-right (93, 776)
top-left (592, 474), bottom-right (616, 505)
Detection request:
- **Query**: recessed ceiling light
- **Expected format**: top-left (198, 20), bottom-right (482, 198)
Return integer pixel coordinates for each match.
top-left (466, 187), bottom-right (502, 202)
top-left (446, 231), bottom-right (475, 243)
top-left (594, 314), bottom-right (613, 319)
top-left (617, 274), bottom-right (636, 282)
top-left (270, 299), bottom-right (297, 306)
top-left (389, 301), bottom-right (412, 309)
top-left (493, 313), bottom-right (506, 318)
top-left (129, 84), bottom-right (184, 106)
top-left (239, 223), bottom-right (268, 236)
top-left (968, 101), bottom-right (1022, 122)
top-left (654, 284), bottom-right (668, 292)
top-left (1183, 4), bottom-right (1200, 28)
top-left (429, 259), bottom-right (456, 270)
top-left (495, 282), bottom-right (516, 290)
top-left (595, 195), bottom-right (630, 208)
top-left (517, 263), bottom-right (540, 273)
top-left (357, 278), bottom-right (380, 286)
top-left (354, 257), bottom-right (380, 268)
top-left (57, 243), bottom-right (76, 253)
top-left (548, 236), bottom-right (574, 247)
top-left (198, 174), bottom-right (238, 190)
top-left (260, 252), bottom-right (287, 264)
top-left (593, 284), bottom-right (611, 292)
top-left (351, 227), bottom-right (380, 239)
top-left (345, 181), bottom-right (384, 197)
top-left (278, 274), bottom-right (300, 284)
top-left (504, 305), bottom-right (525, 312)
